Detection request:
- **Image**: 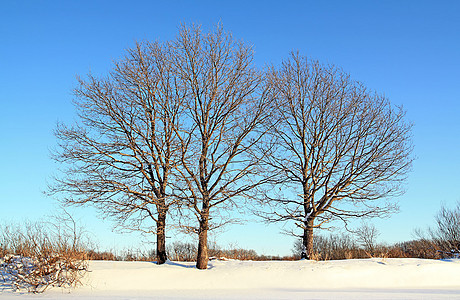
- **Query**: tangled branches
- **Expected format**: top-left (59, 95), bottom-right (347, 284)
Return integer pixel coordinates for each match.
top-left (0, 217), bottom-right (88, 293)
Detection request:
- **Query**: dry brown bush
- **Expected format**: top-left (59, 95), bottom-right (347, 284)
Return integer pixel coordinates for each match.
top-left (0, 219), bottom-right (88, 293)
top-left (290, 231), bottom-right (450, 261)
top-left (86, 250), bottom-right (118, 261)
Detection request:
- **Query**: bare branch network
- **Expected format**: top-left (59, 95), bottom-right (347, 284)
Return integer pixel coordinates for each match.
top-left (257, 53), bottom-right (413, 258)
top-left (48, 23), bottom-right (413, 267)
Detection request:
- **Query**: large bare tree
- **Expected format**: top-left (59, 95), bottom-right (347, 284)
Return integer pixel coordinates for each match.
top-left (260, 53), bottom-right (413, 259)
top-left (49, 41), bottom-right (184, 264)
top-left (171, 25), bottom-right (270, 269)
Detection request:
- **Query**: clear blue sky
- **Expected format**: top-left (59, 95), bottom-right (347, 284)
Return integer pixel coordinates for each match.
top-left (1, 0), bottom-right (459, 255)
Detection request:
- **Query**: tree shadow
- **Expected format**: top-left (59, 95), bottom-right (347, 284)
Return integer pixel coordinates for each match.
top-left (154, 260), bottom-right (215, 269)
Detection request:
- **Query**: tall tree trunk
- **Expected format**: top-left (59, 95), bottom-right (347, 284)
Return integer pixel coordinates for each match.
top-left (156, 211), bottom-right (167, 264)
top-left (196, 214), bottom-right (209, 269)
top-left (302, 218), bottom-right (314, 260)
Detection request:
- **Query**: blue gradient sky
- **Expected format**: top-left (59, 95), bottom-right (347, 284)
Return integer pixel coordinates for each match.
top-left (1, 0), bottom-right (459, 255)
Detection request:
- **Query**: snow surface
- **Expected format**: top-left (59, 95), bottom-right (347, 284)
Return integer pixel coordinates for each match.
top-left (2, 258), bottom-right (460, 299)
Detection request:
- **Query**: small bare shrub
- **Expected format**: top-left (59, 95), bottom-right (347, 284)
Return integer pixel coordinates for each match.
top-left (0, 218), bottom-right (88, 293)
top-left (407, 202), bottom-right (460, 259)
top-left (167, 242), bottom-right (197, 262)
top-left (395, 239), bottom-right (439, 259)
top-left (355, 222), bottom-right (380, 256)
top-left (431, 202), bottom-right (460, 257)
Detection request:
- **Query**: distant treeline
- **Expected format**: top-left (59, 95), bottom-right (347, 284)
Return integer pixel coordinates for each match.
top-left (84, 236), bottom-right (453, 262)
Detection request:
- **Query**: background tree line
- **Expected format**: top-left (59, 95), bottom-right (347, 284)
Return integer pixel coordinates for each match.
top-left (48, 23), bottom-right (414, 269)
top-left (1, 201), bottom-right (459, 293)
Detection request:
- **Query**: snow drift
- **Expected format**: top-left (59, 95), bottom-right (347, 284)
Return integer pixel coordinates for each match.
top-left (2, 258), bottom-right (460, 299)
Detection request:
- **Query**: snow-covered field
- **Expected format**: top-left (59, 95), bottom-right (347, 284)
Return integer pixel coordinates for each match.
top-left (2, 258), bottom-right (460, 299)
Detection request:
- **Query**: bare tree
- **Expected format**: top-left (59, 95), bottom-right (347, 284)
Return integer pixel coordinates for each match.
top-left (355, 222), bottom-right (380, 255)
top-left (260, 53), bottom-right (413, 259)
top-left (421, 201), bottom-right (460, 257)
top-left (412, 202), bottom-right (460, 259)
top-left (49, 40), bottom-right (184, 264)
top-left (171, 24), bottom-right (270, 269)
top-left (432, 202), bottom-right (460, 254)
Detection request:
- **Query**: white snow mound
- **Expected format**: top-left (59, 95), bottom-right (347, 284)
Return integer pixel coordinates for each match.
top-left (2, 258), bottom-right (460, 299)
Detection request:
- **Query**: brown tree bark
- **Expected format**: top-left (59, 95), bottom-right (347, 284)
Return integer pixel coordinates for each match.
top-left (196, 214), bottom-right (209, 270)
top-left (156, 211), bottom-right (167, 264)
top-left (302, 219), bottom-right (314, 260)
